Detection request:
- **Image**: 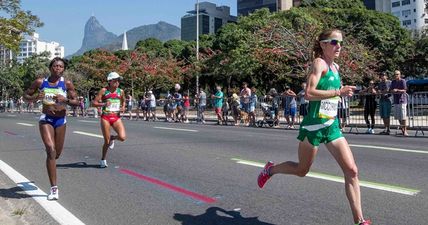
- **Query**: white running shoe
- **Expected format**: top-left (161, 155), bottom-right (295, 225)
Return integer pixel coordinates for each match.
top-left (108, 139), bottom-right (115, 150)
top-left (47, 186), bottom-right (58, 200)
top-left (370, 129), bottom-right (375, 134)
top-left (100, 160), bottom-right (108, 168)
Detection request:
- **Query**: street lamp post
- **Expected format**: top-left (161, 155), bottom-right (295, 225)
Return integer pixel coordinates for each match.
top-left (196, 0), bottom-right (200, 123)
top-left (196, 0), bottom-right (199, 94)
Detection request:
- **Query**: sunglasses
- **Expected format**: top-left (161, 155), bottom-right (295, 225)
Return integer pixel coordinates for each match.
top-left (320, 39), bottom-right (343, 46)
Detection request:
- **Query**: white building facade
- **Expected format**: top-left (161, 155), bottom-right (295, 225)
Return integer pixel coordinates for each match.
top-left (0, 33), bottom-right (66, 65)
top-left (16, 33), bottom-right (65, 63)
top-left (375, 0), bottom-right (428, 31)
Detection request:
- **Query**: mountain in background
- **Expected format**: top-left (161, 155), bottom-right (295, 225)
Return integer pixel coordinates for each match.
top-left (72, 16), bottom-right (118, 56)
top-left (102, 21), bottom-right (181, 51)
top-left (68, 17), bottom-right (181, 57)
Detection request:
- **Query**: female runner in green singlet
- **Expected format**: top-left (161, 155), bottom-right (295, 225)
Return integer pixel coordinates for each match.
top-left (257, 29), bottom-right (371, 225)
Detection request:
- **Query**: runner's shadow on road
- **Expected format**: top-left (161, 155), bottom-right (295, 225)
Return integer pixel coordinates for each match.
top-left (57, 162), bottom-right (99, 169)
top-left (0, 182), bottom-right (45, 199)
top-left (174, 207), bottom-right (274, 225)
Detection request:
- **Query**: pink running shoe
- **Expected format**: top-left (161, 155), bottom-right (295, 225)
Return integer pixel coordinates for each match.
top-left (257, 161), bottom-right (274, 188)
top-left (358, 219), bottom-right (372, 225)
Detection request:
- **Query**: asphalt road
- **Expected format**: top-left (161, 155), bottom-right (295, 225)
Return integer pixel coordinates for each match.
top-left (0, 113), bottom-right (427, 225)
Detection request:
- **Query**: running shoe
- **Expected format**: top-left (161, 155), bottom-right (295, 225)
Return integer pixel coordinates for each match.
top-left (108, 138), bottom-right (115, 150)
top-left (100, 159), bottom-right (108, 168)
top-left (47, 186), bottom-right (58, 200)
top-left (357, 219), bottom-right (372, 225)
top-left (257, 161), bottom-right (274, 188)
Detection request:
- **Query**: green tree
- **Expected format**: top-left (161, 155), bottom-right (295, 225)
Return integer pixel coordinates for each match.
top-left (405, 33), bottom-right (428, 77)
top-left (21, 52), bottom-right (50, 89)
top-left (0, 61), bottom-right (24, 98)
top-left (135, 38), bottom-right (165, 57)
top-left (300, 0), bottom-right (365, 9)
top-left (0, 0), bottom-right (43, 51)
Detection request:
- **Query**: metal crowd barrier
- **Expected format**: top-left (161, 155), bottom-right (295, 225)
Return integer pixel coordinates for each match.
top-left (16, 91), bottom-right (423, 136)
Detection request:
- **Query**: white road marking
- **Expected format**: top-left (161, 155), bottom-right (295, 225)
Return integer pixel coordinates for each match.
top-left (78, 120), bottom-right (98, 123)
top-left (73, 131), bottom-right (103, 138)
top-left (153, 127), bottom-right (198, 132)
top-left (17, 122), bottom-right (35, 127)
top-left (349, 144), bottom-right (428, 154)
top-left (231, 158), bottom-right (420, 196)
top-left (0, 160), bottom-right (85, 225)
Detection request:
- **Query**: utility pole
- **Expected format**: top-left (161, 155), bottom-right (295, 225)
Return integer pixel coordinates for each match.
top-left (196, 0), bottom-right (200, 95)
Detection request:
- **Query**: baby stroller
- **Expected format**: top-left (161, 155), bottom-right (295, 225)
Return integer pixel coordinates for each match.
top-left (256, 102), bottom-right (276, 127)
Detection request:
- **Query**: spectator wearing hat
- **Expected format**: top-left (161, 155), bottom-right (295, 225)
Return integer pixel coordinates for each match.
top-left (390, 70), bottom-right (408, 136)
top-left (147, 90), bottom-right (157, 121)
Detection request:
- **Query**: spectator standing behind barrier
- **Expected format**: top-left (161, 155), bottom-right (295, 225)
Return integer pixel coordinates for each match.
top-left (147, 91), bottom-right (157, 121)
top-left (182, 92), bottom-right (190, 123)
top-left (282, 85), bottom-right (297, 129)
top-left (338, 95), bottom-right (349, 131)
top-left (212, 85), bottom-right (224, 125)
top-left (268, 88), bottom-right (280, 127)
top-left (390, 70), bottom-right (408, 136)
top-left (297, 82), bottom-right (309, 120)
top-left (378, 73), bottom-right (392, 135)
top-left (139, 94), bottom-right (148, 121)
top-left (231, 92), bottom-right (241, 126)
top-left (361, 81), bottom-right (377, 134)
top-left (126, 94), bottom-right (133, 120)
top-left (249, 87), bottom-right (258, 126)
top-left (197, 88), bottom-right (207, 124)
top-left (173, 87), bottom-right (183, 123)
top-left (240, 82), bottom-right (251, 113)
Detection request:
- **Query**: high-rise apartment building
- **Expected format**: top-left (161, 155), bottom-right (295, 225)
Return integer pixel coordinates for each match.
top-left (17, 33), bottom-right (65, 63)
top-left (237, 0), bottom-right (301, 16)
top-left (181, 2), bottom-right (237, 41)
top-left (368, 0), bottom-right (428, 31)
top-left (0, 33), bottom-right (65, 65)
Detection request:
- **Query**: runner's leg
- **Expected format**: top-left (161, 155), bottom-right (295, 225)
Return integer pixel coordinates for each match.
top-left (270, 139), bottom-right (318, 177)
top-left (325, 138), bottom-right (364, 224)
top-left (100, 118), bottom-right (111, 160)
top-left (39, 124), bottom-right (57, 186)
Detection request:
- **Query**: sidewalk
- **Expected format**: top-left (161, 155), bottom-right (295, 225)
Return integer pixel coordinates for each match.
top-left (0, 171), bottom-right (59, 225)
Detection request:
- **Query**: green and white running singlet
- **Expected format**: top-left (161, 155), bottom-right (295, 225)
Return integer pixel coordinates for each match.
top-left (297, 65), bottom-right (343, 147)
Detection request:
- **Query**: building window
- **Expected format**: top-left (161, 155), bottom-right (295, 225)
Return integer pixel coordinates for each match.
top-left (401, 0), bottom-right (410, 6)
top-left (392, 11), bottom-right (400, 17)
top-left (402, 9), bottom-right (411, 17)
top-left (402, 20), bottom-right (411, 26)
top-left (425, 18), bottom-right (428, 24)
top-left (392, 1), bottom-right (400, 7)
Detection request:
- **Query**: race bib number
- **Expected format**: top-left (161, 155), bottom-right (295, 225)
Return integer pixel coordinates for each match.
top-left (318, 97), bottom-right (339, 119)
top-left (42, 88), bottom-right (66, 105)
top-left (106, 99), bottom-right (120, 112)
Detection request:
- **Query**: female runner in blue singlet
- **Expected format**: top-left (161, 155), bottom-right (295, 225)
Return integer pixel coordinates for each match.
top-left (24, 57), bottom-right (79, 200)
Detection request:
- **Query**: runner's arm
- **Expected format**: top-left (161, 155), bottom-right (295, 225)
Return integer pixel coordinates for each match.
top-left (63, 80), bottom-right (79, 106)
top-left (305, 58), bottom-right (355, 100)
top-left (23, 78), bottom-right (44, 102)
top-left (92, 88), bottom-right (107, 107)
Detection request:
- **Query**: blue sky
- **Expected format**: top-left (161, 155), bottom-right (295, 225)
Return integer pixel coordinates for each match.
top-left (21, 0), bottom-right (237, 55)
